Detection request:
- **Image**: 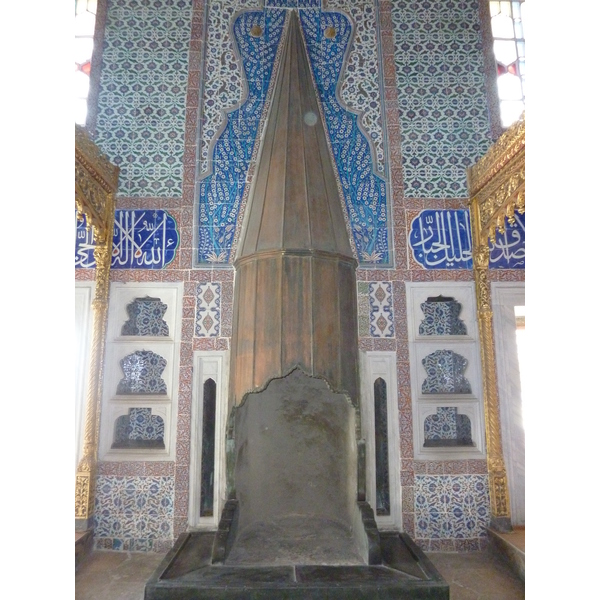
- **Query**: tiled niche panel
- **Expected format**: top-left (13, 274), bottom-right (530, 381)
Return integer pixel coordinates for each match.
top-left (99, 283), bottom-right (183, 461)
top-left (406, 282), bottom-right (485, 461)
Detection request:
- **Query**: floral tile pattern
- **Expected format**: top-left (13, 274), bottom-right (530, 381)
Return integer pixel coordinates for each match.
top-left (198, 7), bottom-right (286, 263)
top-left (421, 349), bottom-right (471, 394)
top-left (424, 407), bottom-right (472, 445)
top-left (122, 297), bottom-right (169, 336)
top-left (301, 8), bottom-right (390, 264)
top-left (414, 474), bottom-right (489, 540)
top-left (94, 476), bottom-right (174, 549)
top-left (117, 350), bottom-right (168, 395)
top-left (114, 408), bottom-right (165, 446)
top-left (94, 0), bottom-right (193, 196)
top-left (328, 0), bottom-right (385, 174)
top-left (391, 0), bottom-right (492, 197)
top-left (197, 2), bottom-right (391, 265)
top-left (369, 282), bottom-right (394, 338)
top-left (195, 282), bottom-right (221, 337)
top-left (419, 298), bottom-right (467, 336)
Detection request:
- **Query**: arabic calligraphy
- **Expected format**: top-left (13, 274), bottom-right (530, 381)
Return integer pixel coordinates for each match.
top-left (409, 209), bottom-right (525, 270)
top-left (410, 210), bottom-right (473, 269)
top-left (75, 210), bottom-right (179, 269)
top-left (489, 212), bottom-right (525, 269)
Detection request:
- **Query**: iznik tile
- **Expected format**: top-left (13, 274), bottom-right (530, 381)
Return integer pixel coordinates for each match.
top-left (94, 476), bottom-right (174, 546)
top-left (198, 7), bottom-right (286, 263)
top-left (94, 0), bottom-right (192, 196)
top-left (75, 210), bottom-right (180, 270)
top-left (424, 407), bottom-right (472, 445)
top-left (414, 474), bottom-right (489, 540)
top-left (409, 210), bottom-right (473, 270)
top-left (421, 350), bottom-right (471, 394)
top-left (301, 9), bottom-right (390, 265)
top-left (327, 0), bottom-right (385, 174)
top-left (419, 297), bottom-right (467, 336)
top-left (391, 0), bottom-right (492, 197)
top-left (489, 212), bottom-right (525, 269)
top-left (196, 282), bottom-right (221, 337)
top-left (117, 350), bottom-right (168, 395)
top-left (122, 297), bottom-right (169, 337)
top-left (114, 408), bottom-right (165, 447)
top-left (369, 282), bottom-right (394, 338)
top-left (198, 4), bottom-right (391, 266)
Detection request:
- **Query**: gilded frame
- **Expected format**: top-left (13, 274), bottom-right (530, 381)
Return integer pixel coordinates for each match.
top-left (467, 115), bottom-right (524, 531)
top-left (75, 124), bottom-right (119, 529)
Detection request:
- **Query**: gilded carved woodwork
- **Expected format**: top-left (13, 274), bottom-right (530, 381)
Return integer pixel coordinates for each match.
top-left (468, 115), bottom-right (525, 529)
top-left (468, 114), bottom-right (525, 245)
top-left (75, 125), bottom-right (118, 524)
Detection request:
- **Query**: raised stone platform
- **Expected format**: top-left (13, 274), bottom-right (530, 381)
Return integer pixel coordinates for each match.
top-left (145, 531), bottom-right (449, 599)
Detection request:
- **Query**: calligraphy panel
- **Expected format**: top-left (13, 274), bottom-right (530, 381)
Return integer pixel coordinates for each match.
top-left (409, 209), bottom-right (473, 270)
top-left (409, 209), bottom-right (525, 270)
top-left (75, 210), bottom-right (180, 269)
top-left (489, 212), bottom-right (525, 269)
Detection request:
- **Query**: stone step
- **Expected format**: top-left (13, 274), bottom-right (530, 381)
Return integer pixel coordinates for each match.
top-left (486, 526), bottom-right (525, 582)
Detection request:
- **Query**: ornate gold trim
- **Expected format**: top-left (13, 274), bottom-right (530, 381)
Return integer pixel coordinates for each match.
top-left (75, 125), bottom-right (118, 524)
top-left (468, 114), bottom-right (525, 245)
top-left (467, 115), bottom-right (525, 530)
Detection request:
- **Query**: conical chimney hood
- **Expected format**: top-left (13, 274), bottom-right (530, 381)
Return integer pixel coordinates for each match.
top-left (237, 10), bottom-right (353, 259)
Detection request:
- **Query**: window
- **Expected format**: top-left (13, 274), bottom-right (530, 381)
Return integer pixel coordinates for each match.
top-left (489, 1), bottom-right (526, 127)
top-left (75, 0), bottom-right (97, 125)
top-left (360, 352), bottom-right (401, 529)
top-left (189, 352), bottom-right (229, 529)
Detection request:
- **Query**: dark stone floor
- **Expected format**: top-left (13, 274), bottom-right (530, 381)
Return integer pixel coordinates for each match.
top-left (75, 547), bottom-right (525, 600)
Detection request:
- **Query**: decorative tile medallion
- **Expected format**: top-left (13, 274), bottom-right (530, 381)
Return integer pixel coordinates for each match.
top-left (414, 474), bottom-right (490, 540)
top-left (94, 0), bottom-right (193, 196)
top-left (117, 350), bottom-right (168, 395)
top-left (113, 408), bottom-right (165, 447)
top-left (409, 210), bottom-right (473, 269)
top-left (195, 282), bottom-right (221, 337)
top-left (421, 350), bottom-right (471, 394)
top-left (419, 297), bottom-right (467, 336)
top-left (369, 282), bottom-right (394, 338)
top-left (122, 297), bottom-right (169, 336)
top-left (391, 0), bottom-right (492, 197)
top-left (94, 476), bottom-right (174, 546)
top-left (75, 210), bottom-right (180, 269)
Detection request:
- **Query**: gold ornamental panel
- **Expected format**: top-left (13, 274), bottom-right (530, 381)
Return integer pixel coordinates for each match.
top-left (75, 125), bottom-right (119, 527)
top-left (467, 114), bottom-right (525, 531)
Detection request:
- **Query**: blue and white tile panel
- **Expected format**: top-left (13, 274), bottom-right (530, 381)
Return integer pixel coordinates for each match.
top-left (414, 474), bottom-right (490, 541)
top-left (391, 0), bottom-right (492, 198)
top-left (94, 476), bottom-right (174, 551)
top-left (94, 0), bottom-right (193, 196)
top-left (198, 2), bottom-right (391, 266)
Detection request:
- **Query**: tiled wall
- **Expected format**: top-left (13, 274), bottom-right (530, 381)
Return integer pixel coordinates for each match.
top-left (78, 0), bottom-right (526, 553)
top-left (94, 464), bottom-right (176, 552)
top-left (94, 0), bottom-right (193, 196)
top-left (196, 1), bottom-right (391, 266)
top-left (391, 0), bottom-right (493, 198)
